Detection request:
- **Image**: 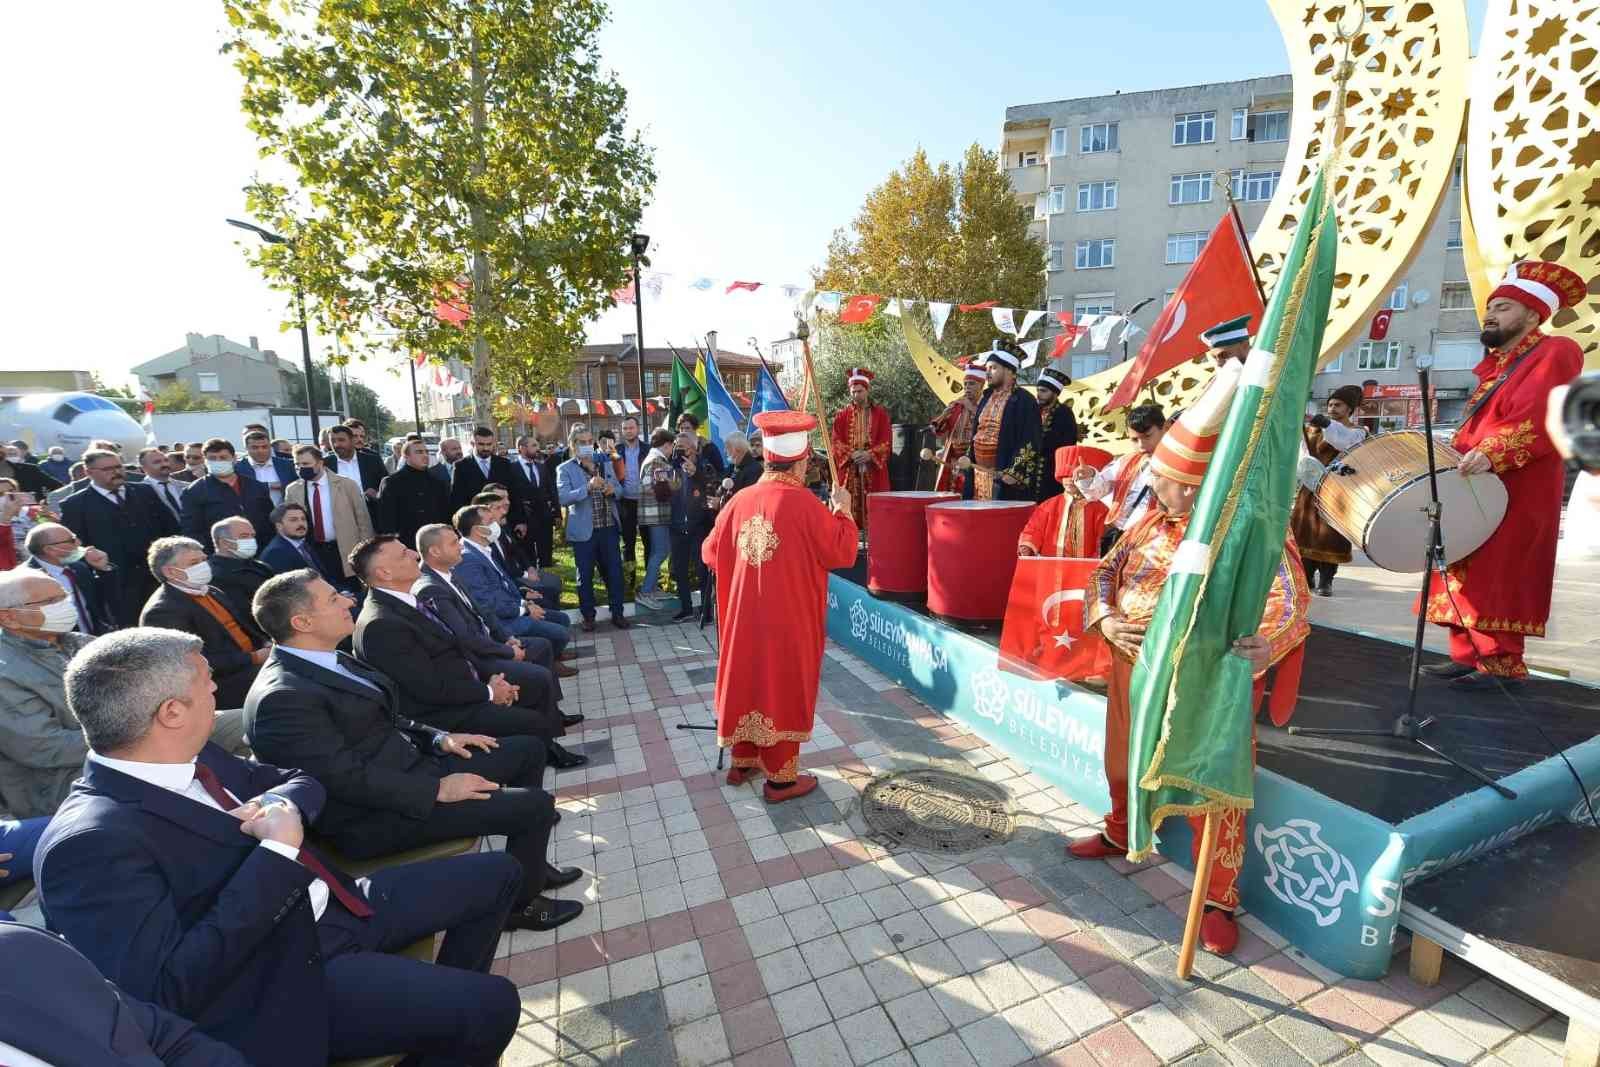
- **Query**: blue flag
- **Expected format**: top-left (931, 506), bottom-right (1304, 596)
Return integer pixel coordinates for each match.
top-left (701, 349), bottom-right (744, 452)
top-left (746, 358), bottom-right (791, 432)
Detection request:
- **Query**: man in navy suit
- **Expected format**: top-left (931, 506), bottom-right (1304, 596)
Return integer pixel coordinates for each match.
top-left (451, 504), bottom-right (571, 655)
top-left (449, 425), bottom-right (525, 513)
top-left (234, 430), bottom-right (296, 507)
top-left (258, 503), bottom-right (333, 579)
top-left (35, 627), bottom-right (522, 1067)
top-left (24, 523), bottom-right (118, 635)
top-left (179, 439), bottom-right (274, 552)
top-left (60, 447), bottom-right (179, 626)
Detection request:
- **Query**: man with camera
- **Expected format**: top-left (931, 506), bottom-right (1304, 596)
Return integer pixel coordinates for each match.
top-left (1420, 259), bottom-right (1586, 687)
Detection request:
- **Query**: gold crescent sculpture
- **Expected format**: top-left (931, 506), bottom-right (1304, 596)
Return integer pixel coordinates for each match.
top-left (1464, 0), bottom-right (1600, 365)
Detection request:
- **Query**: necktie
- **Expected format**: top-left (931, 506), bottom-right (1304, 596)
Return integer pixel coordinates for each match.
top-left (192, 764), bottom-right (374, 918)
top-left (480, 458), bottom-right (490, 477)
top-left (415, 598), bottom-right (480, 680)
top-left (311, 483), bottom-right (327, 542)
top-left (59, 568), bottom-right (92, 633)
top-left (525, 460), bottom-right (538, 487)
top-left (111, 489), bottom-right (124, 508)
top-left (159, 483), bottom-right (180, 516)
top-left (296, 540), bottom-right (320, 572)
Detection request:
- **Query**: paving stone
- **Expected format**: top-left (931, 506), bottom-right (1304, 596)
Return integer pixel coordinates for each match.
top-left (928, 975), bottom-right (993, 1029)
top-left (863, 954), bottom-right (925, 1002)
top-left (1428, 994), bottom-right (1517, 1052)
top-left (922, 899), bottom-right (976, 939)
top-left (1129, 903), bottom-right (1187, 945)
top-left (1215, 962), bottom-right (1294, 1021)
top-left (1526, 1013), bottom-right (1569, 1057)
top-left (731, 888), bottom-right (779, 926)
top-left (1032, 862), bottom-right (1090, 902)
top-left (971, 959), bottom-right (1038, 1013)
top-left (722, 997), bottom-right (786, 1056)
top-left (757, 946), bottom-right (815, 994)
top-left (903, 940), bottom-right (965, 988)
top-left (820, 966), bottom-right (878, 1018)
top-left (655, 940), bottom-right (708, 985)
top-left (663, 975), bottom-right (718, 1025)
top-left (556, 1004), bottom-right (614, 1061)
top-left (864, 884), bottom-right (917, 920)
top-left (770, 878), bottom-right (818, 911)
top-left (786, 902), bottom-right (838, 943)
top-left (1250, 953), bottom-right (1325, 1004)
top-left (827, 894), bottom-right (879, 932)
top-left (1045, 980), bottom-right (1116, 1039)
top-left (1390, 1009), bottom-right (1484, 1067)
top-left (847, 923), bottom-right (899, 965)
top-left (1300, 989), bottom-right (1387, 1043)
top-left (909, 1032), bottom-right (980, 1067)
top-left (1096, 911), bottom-right (1164, 960)
top-left (559, 965), bottom-right (610, 1014)
top-left (1124, 1001), bottom-right (1202, 1063)
top-left (605, 988), bottom-right (667, 1044)
top-left (710, 960), bottom-right (765, 1012)
top-left (701, 927), bottom-right (754, 972)
top-left (1166, 1050), bottom-right (1230, 1067)
top-left (801, 933), bottom-right (857, 979)
top-left (773, 982), bottom-right (832, 1036)
top-left (1080, 1020), bottom-right (1160, 1067)
top-left (886, 988), bottom-right (953, 1046)
top-left (673, 1013), bottom-right (732, 1067)
top-left (607, 953), bottom-right (659, 1000)
top-left (810, 870), bottom-right (856, 903)
top-left (943, 928), bottom-right (1005, 975)
top-left (1175, 981), bottom-right (1257, 1040)
top-left (745, 914), bottom-right (798, 955)
top-left (1337, 979), bottom-right (1417, 1029)
top-left (1002, 996), bottom-right (1074, 1057)
top-left (1357, 1030), bottom-right (1439, 1067)
top-left (1457, 978), bottom-right (1549, 1032)
top-left (1493, 1034), bottom-right (1562, 1067)
top-left (1264, 1010), bottom-right (1354, 1064)
top-left (839, 1005), bottom-right (906, 1065)
top-left (1229, 1023), bottom-right (1310, 1067)
top-left (956, 1013), bottom-right (1032, 1067)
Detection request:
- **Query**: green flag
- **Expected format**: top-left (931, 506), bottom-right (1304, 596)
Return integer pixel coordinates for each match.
top-left (1124, 168), bottom-right (1338, 860)
top-left (668, 355), bottom-right (707, 432)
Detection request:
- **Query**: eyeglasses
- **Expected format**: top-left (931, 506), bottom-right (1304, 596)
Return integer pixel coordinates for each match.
top-left (41, 538), bottom-right (79, 549)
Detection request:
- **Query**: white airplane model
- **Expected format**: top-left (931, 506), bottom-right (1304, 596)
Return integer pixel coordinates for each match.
top-left (0, 391), bottom-right (149, 461)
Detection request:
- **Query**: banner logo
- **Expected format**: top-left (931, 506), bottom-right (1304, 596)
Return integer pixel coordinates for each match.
top-left (971, 669), bottom-right (1010, 724)
top-left (1254, 819), bottom-right (1360, 927)
top-left (849, 600), bottom-right (870, 641)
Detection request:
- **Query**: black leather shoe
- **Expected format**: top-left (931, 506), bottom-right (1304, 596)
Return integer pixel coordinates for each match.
top-left (549, 743), bottom-right (589, 770)
top-left (562, 713), bottom-right (585, 728)
top-left (545, 865), bottom-right (584, 890)
top-left (505, 896), bottom-right (583, 931)
top-left (1421, 661), bottom-right (1475, 679)
top-left (613, 615), bottom-right (631, 630)
top-left (580, 618), bottom-right (595, 633)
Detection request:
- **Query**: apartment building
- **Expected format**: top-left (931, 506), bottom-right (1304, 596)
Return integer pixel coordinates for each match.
top-left (1002, 75), bottom-right (1480, 430)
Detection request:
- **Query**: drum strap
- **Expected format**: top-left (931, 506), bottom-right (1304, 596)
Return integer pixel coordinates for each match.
top-left (1460, 341), bottom-right (1541, 426)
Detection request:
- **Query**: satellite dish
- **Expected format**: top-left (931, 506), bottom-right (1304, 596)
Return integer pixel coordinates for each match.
top-left (1412, 288), bottom-right (1432, 306)
top-left (1416, 351), bottom-right (1436, 369)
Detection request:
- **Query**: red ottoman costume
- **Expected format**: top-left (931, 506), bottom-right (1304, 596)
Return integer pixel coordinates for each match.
top-left (830, 367), bottom-right (891, 536)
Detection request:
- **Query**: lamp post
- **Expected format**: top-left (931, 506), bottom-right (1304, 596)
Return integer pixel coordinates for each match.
top-left (226, 217), bottom-right (322, 443)
top-left (1120, 295), bottom-right (1159, 365)
top-left (630, 233), bottom-right (649, 418)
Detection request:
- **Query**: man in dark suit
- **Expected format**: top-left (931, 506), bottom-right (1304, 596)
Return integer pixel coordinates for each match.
top-left (452, 505), bottom-right (573, 656)
top-left (378, 438), bottom-right (451, 546)
top-left (257, 502), bottom-right (336, 580)
top-left (137, 445), bottom-right (188, 525)
top-left (449, 425), bottom-right (525, 513)
top-left (0, 922), bottom-right (251, 1066)
top-left (140, 537), bottom-right (268, 709)
top-left (234, 429), bottom-right (296, 507)
top-left (430, 437), bottom-right (462, 486)
top-left (208, 516), bottom-right (276, 621)
top-left (178, 439), bottom-right (273, 552)
top-left (59, 448), bottom-right (179, 627)
top-left (0, 451), bottom-right (61, 497)
top-left (35, 627), bottom-right (523, 1067)
top-left (510, 434), bottom-right (560, 568)
top-left (323, 424), bottom-right (387, 523)
top-left (24, 523), bottom-right (117, 634)
top-left (243, 570), bottom-right (583, 932)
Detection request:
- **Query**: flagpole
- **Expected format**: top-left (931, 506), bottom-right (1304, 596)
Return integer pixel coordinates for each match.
top-left (1216, 173), bottom-right (1269, 307)
top-left (1176, 810), bottom-right (1221, 979)
top-left (794, 315), bottom-right (839, 487)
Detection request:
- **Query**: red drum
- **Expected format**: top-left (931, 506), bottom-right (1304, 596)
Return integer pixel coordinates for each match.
top-left (925, 500), bottom-right (1037, 622)
top-left (868, 491), bottom-right (959, 597)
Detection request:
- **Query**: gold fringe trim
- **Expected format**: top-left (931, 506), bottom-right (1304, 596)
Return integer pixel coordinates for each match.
top-left (716, 709), bottom-right (812, 749)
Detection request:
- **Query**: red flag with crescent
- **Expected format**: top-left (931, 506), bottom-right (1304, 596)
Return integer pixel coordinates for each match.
top-left (1105, 211), bottom-right (1262, 409)
top-left (998, 556), bottom-right (1110, 682)
top-left (838, 294), bottom-right (884, 324)
top-left (1369, 308), bottom-right (1393, 340)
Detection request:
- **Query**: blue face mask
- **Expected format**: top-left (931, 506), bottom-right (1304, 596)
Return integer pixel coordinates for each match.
top-left (577, 445), bottom-right (595, 460)
top-left (297, 466), bottom-right (317, 481)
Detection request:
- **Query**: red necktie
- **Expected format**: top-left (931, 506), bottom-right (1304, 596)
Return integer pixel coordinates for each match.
top-left (311, 482), bottom-right (327, 542)
top-left (192, 763), bottom-right (373, 919)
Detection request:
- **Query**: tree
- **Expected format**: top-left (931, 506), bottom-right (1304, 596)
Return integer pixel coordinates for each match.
top-left (223, 0), bottom-right (655, 431)
top-left (284, 363), bottom-right (398, 440)
top-left (813, 318), bottom-right (942, 426)
top-left (152, 383), bottom-right (233, 414)
top-left (812, 144), bottom-right (1044, 416)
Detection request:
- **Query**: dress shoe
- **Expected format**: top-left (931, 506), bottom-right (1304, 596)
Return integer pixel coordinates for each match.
top-left (561, 712), bottom-right (585, 728)
top-left (1315, 586), bottom-right (1333, 598)
top-left (612, 615), bottom-right (631, 630)
top-left (544, 865), bottom-right (584, 890)
top-left (1420, 661), bottom-right (1475, 679)
top-left (549, 743), bottom-right (588, 770)
top-left (1200, 907), bottom-right (1239, 955)
top-left (581, 618), bottom-right (596, 633)
top-left (1451, 670), bottom-right (1522, 691)
top-left (727, 766), bottom-right (759, 786)
top-left (764, 774), bottom-right (819, 803)
top-left (558, 649), bottom-right (579, 662)
top-left (1066, 834), bottom-right (1127, 860)
top-left (555, 662), bottom-right (579, 678)
top-left (505, 896), bottom-right (583, 931)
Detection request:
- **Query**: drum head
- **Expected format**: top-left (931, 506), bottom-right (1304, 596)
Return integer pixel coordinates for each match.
top-left (1364, 469), bottom-right (1508, 572)
top-left (876, 491), bottom-right (958, 500)
top-left (928, 500), bottom-right (1035, 512)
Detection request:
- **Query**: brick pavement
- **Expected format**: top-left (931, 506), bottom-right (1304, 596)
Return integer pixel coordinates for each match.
top-left (492, 615), bottom-right (1569, 1067)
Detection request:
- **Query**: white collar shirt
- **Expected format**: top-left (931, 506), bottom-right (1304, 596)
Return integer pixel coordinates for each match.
top-left (92, 484), bottom-right (124, 506)
top-left (304, 474), bottom-right (338, 542)
top-left (250, 460), bottom-right (285, 504)
top-left (333, 454), bottom-right (363, 488)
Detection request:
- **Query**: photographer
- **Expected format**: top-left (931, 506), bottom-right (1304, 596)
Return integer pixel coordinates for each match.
top-left (635, 429), bottom-right (678, 611)
top-left (554, 425), bottom-right (627, 631)
top-left (667, 432), bottom-right (719, 623)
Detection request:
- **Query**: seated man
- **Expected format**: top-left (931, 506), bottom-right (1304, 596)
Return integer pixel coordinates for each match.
top-left (0, 570), bottom-right (93, 819)
top-left (23, 522), bottom-right (117, 635)
top-left (452, 505), bottom-right (572, 656)
top-left (207, 516), bottom-right (276, 620)
top-left (350, 535), bottom-right (585, 769)
top-left (35, 628), bottom-right (523, 1067)
top-left (244, 570), bottom-right (583, 932)
top-left (140, 536), bottom-right (269, 711)
top-left (474, 486), bottom-right (564, 607)
top-left (259, 502), bottom-right (339, 582)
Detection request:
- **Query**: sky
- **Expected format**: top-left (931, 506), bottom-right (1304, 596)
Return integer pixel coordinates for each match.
top-left (0, 1), bottom-right (1486, 416)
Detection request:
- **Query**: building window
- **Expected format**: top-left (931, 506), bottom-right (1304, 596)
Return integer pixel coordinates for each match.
top-left (1452, 156), bottom-right (1463, 188)
top-left (1075, 239), bottom-right (1115, 270)
top-left (1070, 354), bottom-right (1113, 378)
top-left (1047, 295), bottom-right (1065, 314)
top-left (1445, 219), bottom-right (1463, 250)
top-left (1019, 150), bottom-right (1040, 166)
top-left (1231, 107), bottom-right (1248, 141)
top-left (1034, 193), bottom-right (1047, 221)
top-left (1073, 296), bottom-right (1116, 321)
top-left (605, 371), bottom-right (620, 397)
top-left (1231, 169), bottom-right (1281, 202)
top-left (1169, 172), bottom-right (1212, 205)
top-left (1076, 180), bottom-right (1118, 212)
top-left (1165, 231), bottom-right (1209, 265)
top-left (1173, 111), bottom-right (1216, 146)
top-left (1080, 122), bottom-right (1118, 153)
top-left (1247, 110), bottom-right (1290, 142)
top-left (196, 373), bottom-right (220, 393)
top-left (643, 368), bottom-right (671, 396)
top-left (1321, 351), bottom-right (1343, 374)
top-left (1048, 242), bottom-right (1065, 271)
top-left (1387, 284), bottom-right (1408, 311)
top-left (1050, 127), bottom-right (1068, 157)
top-left (1357, 341), bottom-right (1402, 370)
top-left (1439, 282), bottom-right (1474, 310)
top-left (1048, 185), bottom-right (1067, 214)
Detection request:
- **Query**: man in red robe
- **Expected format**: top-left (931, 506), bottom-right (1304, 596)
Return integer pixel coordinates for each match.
top-left (1018, 445), bottom-right (1113, 558)
top-left (831, 367), bottom-right (891, 536)
top-left (925, 361), bottom-right (986, 493)
top-left (1420, 260), bottom-right (1586, 687)
top-left (705, 410), bottom-right (858, 802)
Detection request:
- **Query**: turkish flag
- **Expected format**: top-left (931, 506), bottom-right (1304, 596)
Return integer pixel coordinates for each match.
top-left (1369, 308), bottom-right (1393, 340)
top-left (433, 280), bottom-right (471, 327)
top-left (725, 280), bottom-right (761, 295)
top-left (839, 294), bottom-right (884, 324)
top-left (593, 399), bottom-right (609, 415)
top-left (1051, 324), bottom-right (1087, 358)
top-left (1105, 211), bottom-right (1263, 409)
top-left (412, 351), bottom-right (428, 369)
top-left (998, 556), bottom-right (1111, 683)
top-left (958, 300), bottom-right (998, 312)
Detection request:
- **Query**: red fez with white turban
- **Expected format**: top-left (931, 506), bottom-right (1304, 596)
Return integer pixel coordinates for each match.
top-left (846, 367), bottom-right (876, 389)
top-left (960, 359), bottom-right (987, 383)
top-left (752, 410), bottom-right (816, 462)
top-left (1055, 444), bottom-right (1112, 482)
top-left (1489, 260), bottom-right (1585, 322)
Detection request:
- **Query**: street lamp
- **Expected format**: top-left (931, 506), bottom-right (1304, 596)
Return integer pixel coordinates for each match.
top-left (630, 233), bottom-right (649, 418)
top-left (226, 217), bottom-right (322, 443)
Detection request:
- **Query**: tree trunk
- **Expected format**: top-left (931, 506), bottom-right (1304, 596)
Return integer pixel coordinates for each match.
top-left (468, 23), bottom-right (494, 432)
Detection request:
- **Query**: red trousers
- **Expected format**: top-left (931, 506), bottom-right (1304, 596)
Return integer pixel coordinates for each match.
top-left (729, 740), bottom-right (801, 783)
top-left (1447, 626), bottom-right (1527, 678)
top-left (1103, 654), bottom-right (1250, 911)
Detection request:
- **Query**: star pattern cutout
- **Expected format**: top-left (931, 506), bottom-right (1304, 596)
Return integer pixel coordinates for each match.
top-left (1527, 15), bottom-right (1567, 57)
top-left (1505, 115), bottom-right (1529, 139)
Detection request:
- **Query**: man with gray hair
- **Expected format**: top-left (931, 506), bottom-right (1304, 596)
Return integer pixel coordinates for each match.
top-left (0, 568), bottom-right (92, 817)
top-left (35, 627), bottom-right (524, 1066)
top-left (208, 516), bottom-right (275, 622)
top-left (139, 536), bottom-right (268, 710)
top-left (23, 522), bottom-right (116, 635)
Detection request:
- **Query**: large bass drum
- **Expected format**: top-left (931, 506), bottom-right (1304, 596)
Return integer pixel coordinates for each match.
top-left (1311, 430), bottom-right (1507, 573)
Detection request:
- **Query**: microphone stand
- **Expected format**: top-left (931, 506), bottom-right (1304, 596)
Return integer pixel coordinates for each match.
top-left (1287, 361), bottom-right (1515, 799)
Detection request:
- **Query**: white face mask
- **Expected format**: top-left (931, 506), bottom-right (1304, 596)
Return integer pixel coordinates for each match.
top-left (484, 521), bottom-right (502, 541)
top-left (60, 546), bottom-right (87, 564)
top-left (37, 597), bottom-right (80, 633)
top-left (180, 561), bottom-right (213, 588)
top-left (234, 538), bottom-right (258, 559)
top-left (205, 459), bottom-right (234, 477)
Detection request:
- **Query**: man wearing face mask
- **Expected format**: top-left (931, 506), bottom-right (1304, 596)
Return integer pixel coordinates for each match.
top-left (23, 523), bottom-right (117, 636)
top-left (38, 447), bottom-right (71, 483)
top-left (284, 444), bottom-right (374, 585)
top-left (209, 516), bottom-right (276, 621)
top-left (0, 570), bottom-right (93, 818)
top-left (555, 426), bottom-right (628, 632)
top-left (59, 447), bottom-right (178, 627)
top-left (140, 536), bottom-right (270, 710)
top-left (177, 438), bottom-right (274, 553)
top-left (0, 443), bottom-right (61, 497)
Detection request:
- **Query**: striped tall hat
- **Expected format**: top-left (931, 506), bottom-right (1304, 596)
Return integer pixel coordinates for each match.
top-left (1148, 361), bottom-right (1243, 486)
top-left (1488, 260), bottom-right (1585, 322)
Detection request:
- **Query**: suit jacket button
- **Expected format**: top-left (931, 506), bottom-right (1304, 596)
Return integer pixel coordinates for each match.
top-left (308, 952), bottom-right (321, 964)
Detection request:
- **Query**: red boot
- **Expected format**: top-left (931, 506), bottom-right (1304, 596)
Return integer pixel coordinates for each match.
top-left (726, 766), bottom-right (759, 786)
top-left (1067, 834), bottom-right (1127, 860)
top-left (1200, 908), bottom-right (1239, 956)
top-left (764, 775), bottom-right (819, 803)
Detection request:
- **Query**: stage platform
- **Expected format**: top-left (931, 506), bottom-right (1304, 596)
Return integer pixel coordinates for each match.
top-left (825, 559), bottom-right (1600, 979)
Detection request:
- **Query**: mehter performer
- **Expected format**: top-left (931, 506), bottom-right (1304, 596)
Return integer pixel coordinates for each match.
top-left (924, 359), bottom-right (987, 493)
top-left (1017, 445), bottom-right (1112, 558)
top-left (961, 339), bottom-right (1043, 501)
top-left (705, 410), bottom-right (859, 802)
top-left (1033, 366), bottom-right (1079, 501)
top-left (1289, 383), bottom-right (1367, 596)
top-left (1420, 260), bottom-right (1586, 687)
top-left (829, 367), bottom-right (891, 537)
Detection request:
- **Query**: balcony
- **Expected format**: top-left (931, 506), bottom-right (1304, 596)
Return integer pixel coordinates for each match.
top-left (1006, 163), bottom-right (1046, 197)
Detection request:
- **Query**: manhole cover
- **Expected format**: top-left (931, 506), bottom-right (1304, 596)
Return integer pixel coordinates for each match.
top-left (860, 769), bottom-right (1015, 853)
